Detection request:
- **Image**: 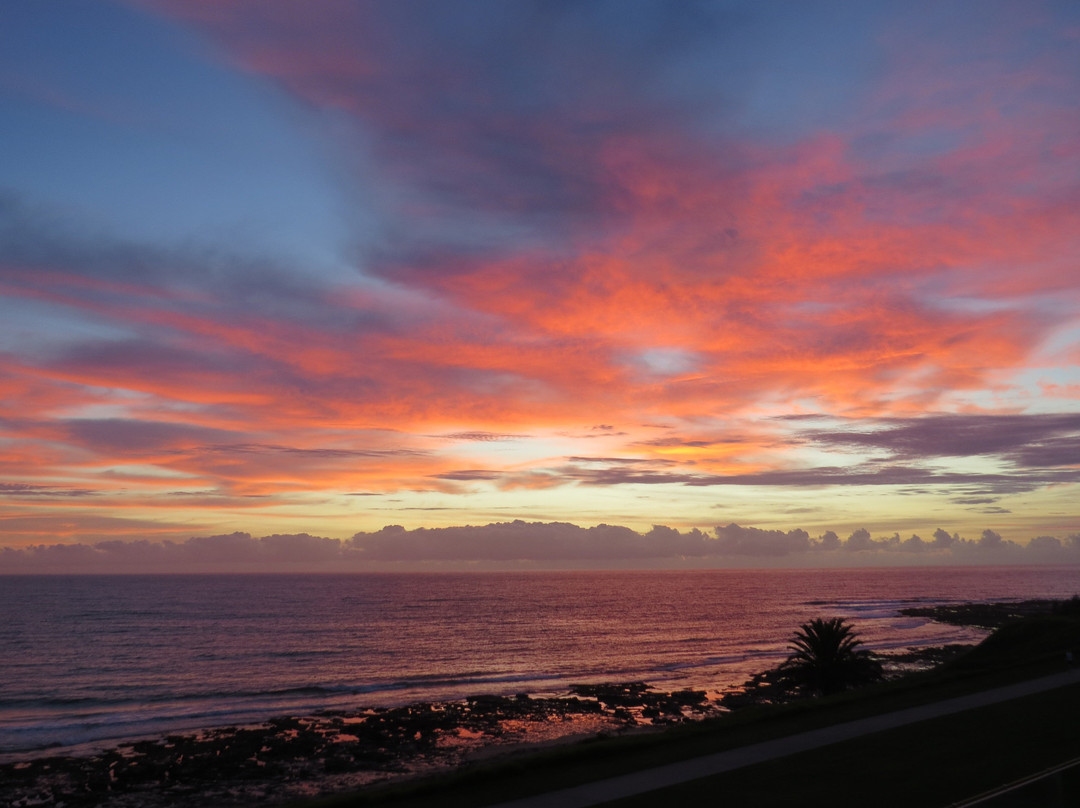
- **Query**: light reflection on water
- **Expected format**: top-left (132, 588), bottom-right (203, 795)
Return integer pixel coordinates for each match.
top-left (1, 566), bottom-right (1076, 754)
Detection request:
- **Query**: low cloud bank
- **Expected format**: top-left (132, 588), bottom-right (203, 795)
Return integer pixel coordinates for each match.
top-left (2, 521), bottom-right (1079, 573)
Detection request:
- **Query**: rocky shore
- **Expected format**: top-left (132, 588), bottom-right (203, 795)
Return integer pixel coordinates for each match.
top-left (1, 684), bottom-right (716, 808)
top-left (898, 598), bottom-right (1069, 629)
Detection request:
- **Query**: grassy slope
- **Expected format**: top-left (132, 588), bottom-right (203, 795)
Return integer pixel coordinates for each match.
top-left (607, 681), bottom-right (1080, 808)
top-left (296, 614), bottom-right (1080, 808)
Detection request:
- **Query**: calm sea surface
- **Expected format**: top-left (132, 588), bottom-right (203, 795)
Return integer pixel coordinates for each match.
top-left (1, 567), bottom-right (1077, 757)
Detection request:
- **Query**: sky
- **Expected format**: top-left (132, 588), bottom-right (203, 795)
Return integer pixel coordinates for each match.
top-left (2, 0), bottom-right (1080, 570)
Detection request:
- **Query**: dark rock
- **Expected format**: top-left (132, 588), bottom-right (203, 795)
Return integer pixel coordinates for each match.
top-left (900, 599), bottom-right (1061, 630)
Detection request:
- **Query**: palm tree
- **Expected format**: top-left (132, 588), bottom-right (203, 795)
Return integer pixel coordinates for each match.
top-left (779, 617), bottom-right (883, 697)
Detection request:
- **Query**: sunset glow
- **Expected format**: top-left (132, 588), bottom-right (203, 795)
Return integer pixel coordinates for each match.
top-left (2, 1), bottom-right (1079, 568)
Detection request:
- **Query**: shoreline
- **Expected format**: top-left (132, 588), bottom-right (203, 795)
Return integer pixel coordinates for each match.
top-left (0, 658), bottom-right (966, 808)
top-left (1, 684), bottom-right (718, 808)
top-left (3, 598), bottom-right (1060, 808)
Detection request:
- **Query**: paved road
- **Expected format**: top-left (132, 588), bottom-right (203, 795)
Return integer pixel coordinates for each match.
top-left (491, 669), bottom-right (1080, 808)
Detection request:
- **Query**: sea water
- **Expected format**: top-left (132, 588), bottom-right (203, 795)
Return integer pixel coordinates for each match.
top-left (1, 566), bottom-right (1077, 757)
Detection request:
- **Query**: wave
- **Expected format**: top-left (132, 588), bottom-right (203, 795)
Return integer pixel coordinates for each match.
top-left (3, 618), bottom-right (988, 756)
top-left (0, 669), bottom-right (595, 755)
top-left (6, 567), bottom-right (1067, 758)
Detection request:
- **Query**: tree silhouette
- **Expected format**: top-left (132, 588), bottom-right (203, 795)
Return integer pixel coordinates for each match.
top-left (779, 617), bottom-right (883, 697)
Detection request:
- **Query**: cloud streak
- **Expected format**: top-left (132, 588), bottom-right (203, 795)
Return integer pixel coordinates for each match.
top-left (797, 413), bottom-right (1080, 464)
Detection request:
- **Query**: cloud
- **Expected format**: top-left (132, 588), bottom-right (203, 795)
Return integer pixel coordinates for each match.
top-left (1, 1), bottom-right (1078, 545)
top-left (798, 413), bottom-right (1080, 465)
top-left (818, 530), bottom-right (841, 551)
top-left (477, 455), bottom-right (1080, 495)
top-left (431, 469), bottom-right (502, 482)
top-left (845, 528), bottom-right (874, 552)
top-left (140, 0), bottom-right (738, 259)
top-left (1008, 437), bottom-right (1080, 469)
top-left (712, 523), bottom-right (811, 557)
top-left (350, 521), bottom-right (663, 562)
top-left (1027, 535), bottom-right (1064, 555)
top-left (635, 437), bottom-right (724, 449)
top-left (0, 482), bottom-right (96, 498)
top-left (932, 528), bottom-right (957, 548)
top-left (196, 443), bottom-right (424, 459)
top-left (4, 519), bottom-right (1075, 572)
top-left (437, 432), bottom-right (531, 442)
top-left (899, 534), bottom-right (927, 552)
top-left (61, 418), bottom-right (236, 455)
top-left (0, 531), bottom-right (349, 571)
top-left (0, 192), bottom-right (357, 329)
top-left (0, 509), bottom-right (206, 544)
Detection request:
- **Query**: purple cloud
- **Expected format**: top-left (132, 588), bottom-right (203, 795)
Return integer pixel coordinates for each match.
top-left (437, 432), bottom-right (532, 442)
top-left (712, 524), bottom-right (811, 556)
top-left (797, 413), bottom-right (1080, 465)
top-left (63, 418), bottom-right (235, 454)
top-left (0, 482), bottom-right (96, 498)
top-left (2, 520), bottom-right (1078, 571)
top-left (528, 457), bottom-right (1080, 494)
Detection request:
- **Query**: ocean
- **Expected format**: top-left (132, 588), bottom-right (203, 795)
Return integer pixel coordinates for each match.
top-left (2, 566), bottom-right (1077, 759)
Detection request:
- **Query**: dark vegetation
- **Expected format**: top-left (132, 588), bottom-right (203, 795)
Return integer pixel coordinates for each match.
top-left (722, 616), bottom-right (883, 706)
top-left (782, 617), bottom-right (884, 695)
